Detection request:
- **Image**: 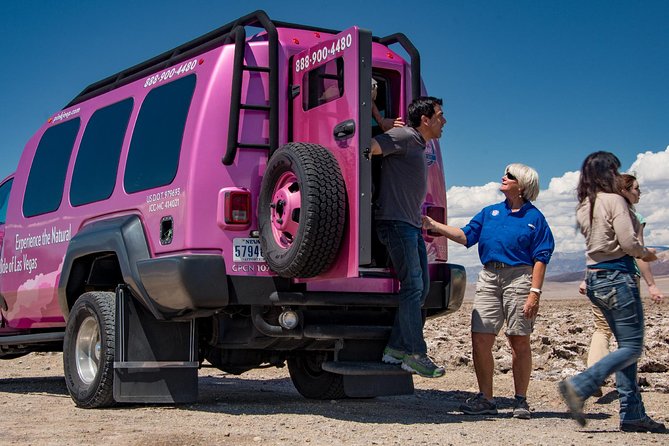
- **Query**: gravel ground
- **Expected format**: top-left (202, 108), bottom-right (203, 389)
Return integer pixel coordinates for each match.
top-left (1, 279), bottom-right (668, 446)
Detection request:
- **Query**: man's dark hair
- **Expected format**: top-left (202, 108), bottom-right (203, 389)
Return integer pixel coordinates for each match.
top-left (407, 96), bottom-right (443, 128)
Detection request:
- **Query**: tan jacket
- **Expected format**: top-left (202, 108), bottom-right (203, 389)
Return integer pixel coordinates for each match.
top-left (576, 192), bottom-right (648, 265)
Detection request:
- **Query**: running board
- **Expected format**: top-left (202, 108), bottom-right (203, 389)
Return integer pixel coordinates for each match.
top-left (322, 361), bottom-right (409, 375)
top-left (322, 361), bottom-right (414, 397)
top-left (0, 332), bottom-right (64, 347)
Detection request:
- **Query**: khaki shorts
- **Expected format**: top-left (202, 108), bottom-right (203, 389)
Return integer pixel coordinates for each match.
top-left (471, 264), bottom-right (535, 336)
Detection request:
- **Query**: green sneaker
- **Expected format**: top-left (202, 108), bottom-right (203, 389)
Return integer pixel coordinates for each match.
top-left (401, 354), bottom-right (445, 378)
top-left (381, 346), bottom-right (406, 365)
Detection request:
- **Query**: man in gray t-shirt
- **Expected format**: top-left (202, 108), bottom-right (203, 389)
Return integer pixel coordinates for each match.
top-left (369, 96), bottom-right (447, 378)
top-left (373, 126), bottom-right (428, 228)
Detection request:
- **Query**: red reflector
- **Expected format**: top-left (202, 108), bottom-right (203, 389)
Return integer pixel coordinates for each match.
top-left (293, 37), bottom-right (300, 44)
top-left (225, 191), bottom-right (251, 224)
top-left (387, 52), bottom-right (394, 59)
top-left (199, 58), bottom-right (205, 65)
top-left (314, 32), bottom-right (321, 38)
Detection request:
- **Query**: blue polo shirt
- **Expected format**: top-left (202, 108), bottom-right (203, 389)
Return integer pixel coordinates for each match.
top-left (462, 201), bottom-right (555, 266)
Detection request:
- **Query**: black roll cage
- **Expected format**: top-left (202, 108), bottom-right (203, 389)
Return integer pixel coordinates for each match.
top-left (65, 10), bottom-right (421, 161)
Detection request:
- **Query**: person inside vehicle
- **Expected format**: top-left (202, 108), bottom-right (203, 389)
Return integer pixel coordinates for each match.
top-left (371, 77), bottom-right (404, 132)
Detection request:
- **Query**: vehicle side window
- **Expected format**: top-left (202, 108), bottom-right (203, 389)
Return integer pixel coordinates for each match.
top-left (23, 119), bottom-right (81, 218)
top-left (0, 178), bottom-right (13, 225)
top-left (302, 57), bottom-right (344, 110)
top-left (70, 98), bottom-right (133, 206)
top-left (124, 74), bottom-right (196, 194)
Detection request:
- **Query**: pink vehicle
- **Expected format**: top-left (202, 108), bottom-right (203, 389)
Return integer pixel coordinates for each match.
top-left (0, 11), bottom-right (464, 407)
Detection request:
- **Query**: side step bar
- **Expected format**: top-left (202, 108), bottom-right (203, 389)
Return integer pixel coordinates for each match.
top-left (322, 361), bottom-right (414, 397)
top-left (322, 361), bottom-right (409, 376)
top-left (0, 332), bottom-right (64, 347)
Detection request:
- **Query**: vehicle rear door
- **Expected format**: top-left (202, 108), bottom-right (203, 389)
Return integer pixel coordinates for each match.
top-left (291, 26), bottom-right (372, 278)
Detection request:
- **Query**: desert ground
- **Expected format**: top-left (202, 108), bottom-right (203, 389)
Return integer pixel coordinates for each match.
top-left (1, 278), bottom-right (668, 446)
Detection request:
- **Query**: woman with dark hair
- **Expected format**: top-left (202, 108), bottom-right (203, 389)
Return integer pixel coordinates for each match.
top-left (581, 173), bottom-right (665, 397)
top-left (559, 151), bottom-right (665, 433)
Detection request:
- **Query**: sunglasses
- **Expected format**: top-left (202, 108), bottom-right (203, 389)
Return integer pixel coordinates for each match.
top-left (505, 171), bottom-right (517, 181)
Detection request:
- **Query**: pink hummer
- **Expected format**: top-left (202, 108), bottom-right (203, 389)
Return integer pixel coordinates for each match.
top-left (0, 10), bottom-right (465, 407)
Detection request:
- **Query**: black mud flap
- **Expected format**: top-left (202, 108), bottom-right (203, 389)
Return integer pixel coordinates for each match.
top-left (113, 287), bottom-right (198, 403)
top-left (322, 361), bottom-right (414, 397)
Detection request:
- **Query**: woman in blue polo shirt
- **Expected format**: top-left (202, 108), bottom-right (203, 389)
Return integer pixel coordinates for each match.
top-left (422, 163), bottom-right (554, 420)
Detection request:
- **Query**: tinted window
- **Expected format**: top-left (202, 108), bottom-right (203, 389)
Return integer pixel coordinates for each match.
top-left (303, 58), bottom-right (344, 110)
top-left (23, 119), bottom-right (80, 217)
top-left (0, 178), bottom-right (13, 224)
top-left (124, 75), bottom-right (196, 193)
top-left (70, 98), bottom-right (133, 206)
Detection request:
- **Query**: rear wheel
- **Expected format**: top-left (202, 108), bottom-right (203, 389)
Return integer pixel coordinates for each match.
top-left (259, 143), bottom-right (345, 278)
top-left (288, 353), bottom-right (345, 400)
top-left (63, 291), bottom-right (116, 408)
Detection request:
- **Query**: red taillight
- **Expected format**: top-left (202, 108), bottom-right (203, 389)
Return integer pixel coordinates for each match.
top-left (225, 191), bottom-right (251, 225)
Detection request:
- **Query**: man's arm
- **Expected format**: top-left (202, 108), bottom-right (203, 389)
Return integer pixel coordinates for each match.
top-left (370, 138), bottom-right (382, 156)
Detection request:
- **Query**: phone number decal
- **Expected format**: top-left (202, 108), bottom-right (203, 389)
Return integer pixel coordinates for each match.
top-left (295, 33), bottom-right (353, 73)
top-left (144, 59), bottom-right (198, 88)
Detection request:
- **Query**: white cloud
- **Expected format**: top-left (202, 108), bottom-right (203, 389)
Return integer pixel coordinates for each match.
top-left (445, 147), bottom-right (669, 267)
top-left (629, 146), bottom-right (669, 248)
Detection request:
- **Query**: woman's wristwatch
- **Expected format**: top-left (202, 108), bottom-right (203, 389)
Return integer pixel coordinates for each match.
top-left (530, 287), bottom-right (542, 296)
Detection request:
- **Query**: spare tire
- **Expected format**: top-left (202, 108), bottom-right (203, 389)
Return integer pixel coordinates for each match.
top-left (259, 143), bottom-right (345, 278)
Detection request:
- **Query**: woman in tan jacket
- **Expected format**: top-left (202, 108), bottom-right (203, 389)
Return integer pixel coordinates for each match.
top-left (559, 151), bottom-right (664, 433)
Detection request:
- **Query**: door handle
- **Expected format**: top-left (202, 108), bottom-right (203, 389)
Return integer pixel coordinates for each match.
top-left (333, 119), bottom-right (356, 141)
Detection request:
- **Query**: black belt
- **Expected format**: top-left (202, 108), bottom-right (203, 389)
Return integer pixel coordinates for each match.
top-left (484, 261), bottom-right (512, 269)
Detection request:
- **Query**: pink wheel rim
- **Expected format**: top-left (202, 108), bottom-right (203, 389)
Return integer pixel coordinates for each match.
top-left (269, 171), bottom-right (301, 249)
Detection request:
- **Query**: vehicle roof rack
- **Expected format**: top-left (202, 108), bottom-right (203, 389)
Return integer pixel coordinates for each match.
top-left (65, 10), bottom-right (422, 107)
top-left (64, 11), bottom-right (422, 163)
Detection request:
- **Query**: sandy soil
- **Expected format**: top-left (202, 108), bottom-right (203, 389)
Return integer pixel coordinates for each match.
top-left (1, 279), bottom-right (668, 445)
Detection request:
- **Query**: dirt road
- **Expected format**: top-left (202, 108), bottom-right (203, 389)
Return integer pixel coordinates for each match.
top-left (1, 286), bottom-right (668, 445)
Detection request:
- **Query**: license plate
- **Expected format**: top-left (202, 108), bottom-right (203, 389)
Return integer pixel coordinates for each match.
top-left (233, 238), bottom-right (264, 262)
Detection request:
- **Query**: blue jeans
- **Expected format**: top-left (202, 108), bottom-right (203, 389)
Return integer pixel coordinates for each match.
top-left (376, 220), bottom-right (429, 355)
top-left (569, 270), bottom-right (647, 422)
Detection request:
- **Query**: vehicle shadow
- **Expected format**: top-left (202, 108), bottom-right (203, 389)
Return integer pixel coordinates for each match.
top-left (0, 373), bottom-right (615, 426)
top-left (179, 375), bottom-right (614, 425)
top-left (0, 376), bottom-right (69, 396)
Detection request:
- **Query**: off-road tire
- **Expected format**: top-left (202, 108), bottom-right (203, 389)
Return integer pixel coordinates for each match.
top-left (259, 143), bottom-right (346, 278)
top-left (63, 291), bottom-right (116, 408)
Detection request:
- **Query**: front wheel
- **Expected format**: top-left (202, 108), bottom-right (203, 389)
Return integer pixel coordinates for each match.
top-left (63, 291), bottom-right (116, 408)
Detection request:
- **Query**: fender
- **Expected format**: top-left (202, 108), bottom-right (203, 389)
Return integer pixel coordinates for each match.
top-left (57, 215), bottom-right (158, 319)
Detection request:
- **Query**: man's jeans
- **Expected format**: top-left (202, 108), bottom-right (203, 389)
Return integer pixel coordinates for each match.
top-left (569, 270), bottom-right (647, 422)
top-left (376, 220), bottom-right (429, 355)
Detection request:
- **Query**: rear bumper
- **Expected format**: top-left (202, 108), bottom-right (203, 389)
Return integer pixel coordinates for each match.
top-left (136, 255), bottom-right (229, 317)
top-left (424, 263), bottom-right (466, 318)
top-left (137, 255), bottom-right (465, 319)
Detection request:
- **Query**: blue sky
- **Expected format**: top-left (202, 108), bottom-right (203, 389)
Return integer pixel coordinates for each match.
top-left (2, 0), bottom-right (667, 186)
top-left (2, 0), bottom-right (668, 262)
